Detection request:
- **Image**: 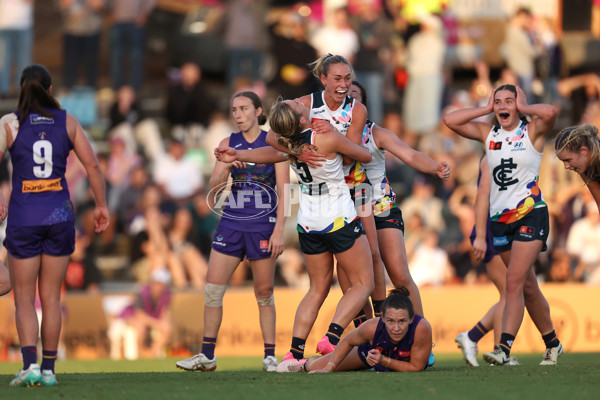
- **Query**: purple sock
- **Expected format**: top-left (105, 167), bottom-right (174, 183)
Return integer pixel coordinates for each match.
top-left (467, 322), bottom-right (489, 343)
top-left (201, 337), bottom-right (217, 359)
top-left (41, 350), bottom-right (58, 373)
top-left (264, 343), bottom-right (275, 358)
top-left (21, 346), bottom-right (37, 370)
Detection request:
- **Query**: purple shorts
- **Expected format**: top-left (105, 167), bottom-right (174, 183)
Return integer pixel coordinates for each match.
top-left (211, 225), bottom-right (273, 260)
top-left (4, 221), bottom-right (75, 259)
top-left (469, 224), bottom-right (499, 263)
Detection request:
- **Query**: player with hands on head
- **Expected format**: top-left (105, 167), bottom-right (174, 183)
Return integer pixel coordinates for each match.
top-left (443, 84), bottom-right (563, 366)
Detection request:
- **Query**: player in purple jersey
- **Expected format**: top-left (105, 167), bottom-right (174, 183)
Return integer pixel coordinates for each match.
top-left (0, 64), bottom-right (109, 387)
top-left (278, 286), bottom-right (431, 373)
top-left (176, 92), bottom-right (288, 373)
top-left (555, 123), bottom-right (600, 211)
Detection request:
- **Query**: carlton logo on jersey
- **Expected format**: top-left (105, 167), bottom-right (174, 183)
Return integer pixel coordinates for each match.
top-left (493, 158), bottom-right (519, 191)
top-left (30, 114), bottom-right (54, 125)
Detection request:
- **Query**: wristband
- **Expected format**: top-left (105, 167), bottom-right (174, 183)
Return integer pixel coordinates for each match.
top-left (385, 357), bottom-right (391, 368)
top-left (327, 362), bottom-right (336, 369)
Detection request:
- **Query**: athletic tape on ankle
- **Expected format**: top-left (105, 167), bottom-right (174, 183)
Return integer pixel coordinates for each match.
top-left (256, 295), bottom-right (275, 307)
top-left (205, 283), bottom-right (227, 306)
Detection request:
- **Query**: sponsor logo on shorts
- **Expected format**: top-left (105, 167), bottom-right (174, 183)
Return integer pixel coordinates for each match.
top-left (519, 225), bottom-right (535, 239)
top-left (493, 236), bottom-right (509, 246)
top-left (213, 235), bottom-right (226, 246)
top-left (22, 178), bottom-right (62, 193)
top-left (260, 240), bottom-right (269, 249)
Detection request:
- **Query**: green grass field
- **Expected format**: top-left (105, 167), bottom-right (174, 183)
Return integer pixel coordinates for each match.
top-left (0, 353), bottom-right (598, 400)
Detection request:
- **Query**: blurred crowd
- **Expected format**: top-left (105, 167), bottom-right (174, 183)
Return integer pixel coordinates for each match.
top-left (1, 0), bottom-right (600, 309)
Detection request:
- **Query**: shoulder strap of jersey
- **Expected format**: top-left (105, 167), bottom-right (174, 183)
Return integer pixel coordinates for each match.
top-left (311, 92), bottom-right (324, 109)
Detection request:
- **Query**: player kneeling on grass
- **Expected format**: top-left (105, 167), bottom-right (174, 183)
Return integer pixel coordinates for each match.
top-left (277, 286), bottom-right (432, 373)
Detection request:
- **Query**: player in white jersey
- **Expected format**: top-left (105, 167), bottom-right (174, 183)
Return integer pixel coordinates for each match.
top-left (215, 98), bottom-right (374, 371)
top-left (443, 84), bottom-right (563, 366)
top-left (266, 54), bottom-right (386, 333)
top-left (347, 81), bottom-right (450, 318)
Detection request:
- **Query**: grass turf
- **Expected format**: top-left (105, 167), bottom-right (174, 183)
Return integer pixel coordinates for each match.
top-left (0, 353), bottom-right (598, 400)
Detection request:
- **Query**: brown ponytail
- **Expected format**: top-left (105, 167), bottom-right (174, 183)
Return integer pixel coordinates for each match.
top-left (17, 64), bottom-right (61, 125)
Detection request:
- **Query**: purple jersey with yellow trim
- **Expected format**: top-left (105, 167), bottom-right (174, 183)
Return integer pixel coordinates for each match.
top-left (8, 109), bottom-right (74, 227)
top-left (357, 314), bottom-right (423, 372)
top-left (219, 130), bottom-right (278, 232)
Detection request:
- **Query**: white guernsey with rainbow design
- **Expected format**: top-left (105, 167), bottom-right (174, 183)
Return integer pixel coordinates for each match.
top-left (292, 129), bottom-right (357, 233)
top-left (485, 121), bottom-right (546, 224)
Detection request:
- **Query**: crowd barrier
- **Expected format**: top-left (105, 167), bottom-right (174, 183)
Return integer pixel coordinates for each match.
top-left (0, 284), bottom-right (598, 359)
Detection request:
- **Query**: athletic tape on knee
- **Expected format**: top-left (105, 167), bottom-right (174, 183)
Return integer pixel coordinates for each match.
top-left (256, 295), bottom-right (275, 307)
top-left (205, 283), bottom-right (227, 307)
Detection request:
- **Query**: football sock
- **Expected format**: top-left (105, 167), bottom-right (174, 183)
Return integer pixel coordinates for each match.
top-left (21, 346), bottom-right (37, 370)
top-left (264, 343), bottom-right (275, 358)
top-left (201, 337), bottom-right (217, 359)
top-left (499, 333), bottom-right (515, 356)
top-left (41, 350), bottom-right (57, 373)
top-left (372, 300), bottom-right (384, 318)
top-left (290, 337), bottom-right (306, 360)
top-left (542, 330), bottom-right (560, 349)
top-left (467, 321), bottom-right (490, 343)
top-left (325, 323), bottom-right (344, 346)
top-left (353, 310), bottom-right (367, 328)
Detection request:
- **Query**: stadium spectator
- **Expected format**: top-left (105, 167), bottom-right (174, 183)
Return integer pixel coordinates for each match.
top-left (214, 0), bottom-right (270, 95)
top-left (165, 62), bottom-right (217, 148)
top-left (268, 10), bottom-right (318, 100)
top-left (0, 0), bottom-right (33, 98)
top-left (116, 267), bottom-right (173, 359)
top-left (58, 0), bottom-right (104, 89)
top-left (310, 6), bottom-right (359, 64)
top-left (152, 139), bottom-right (204, 212)
top-left (502, 7), bottom-right (540, 103)
top-left (107, 0), bottom-right (156, 91)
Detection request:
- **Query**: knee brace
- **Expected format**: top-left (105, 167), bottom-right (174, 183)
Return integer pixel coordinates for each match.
top-left (256, 294), bottom-right (275, 307)
top-left (204, 283), bottom-right (227, 307)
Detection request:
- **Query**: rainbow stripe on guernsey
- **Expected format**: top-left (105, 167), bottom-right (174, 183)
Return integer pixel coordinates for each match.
top-left (344, 161), bottom-right (368, 188)
top-left (297, 216), bottom-right (357, 234)
top-left (372, 176), bottom-right (396, 216)
top-left (360, 120), bottom-right (396, 215)
top-left (490, 175), bottom-right (545, 224)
